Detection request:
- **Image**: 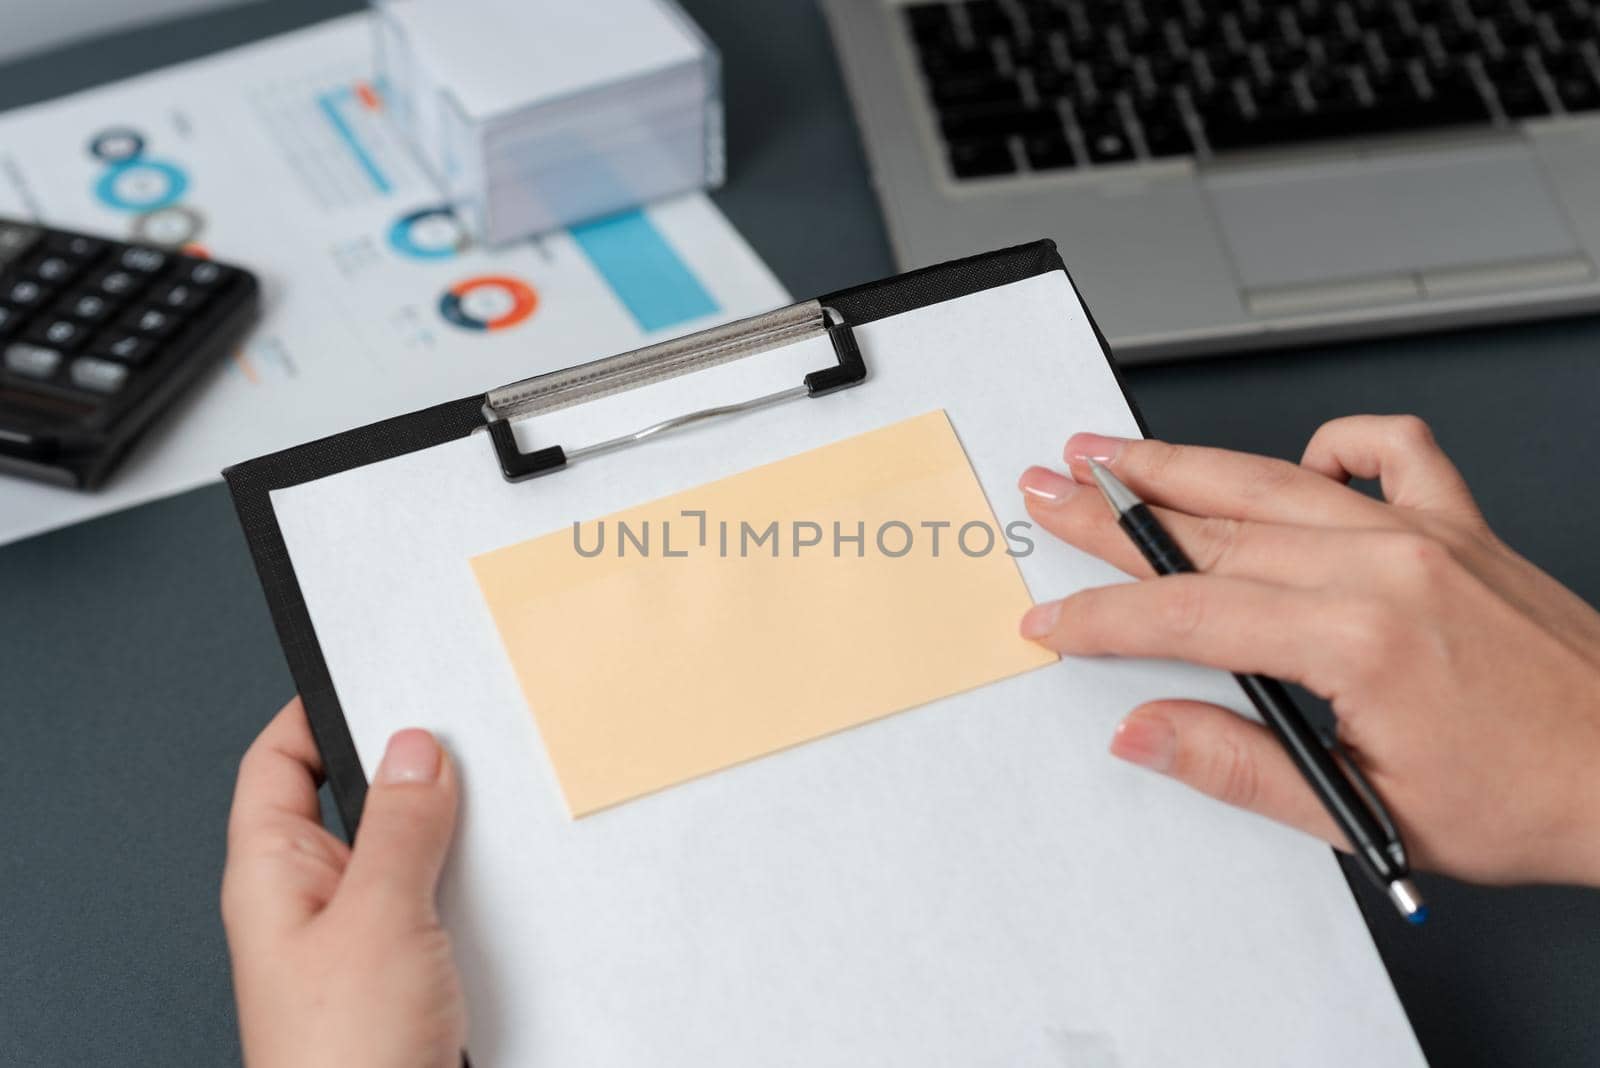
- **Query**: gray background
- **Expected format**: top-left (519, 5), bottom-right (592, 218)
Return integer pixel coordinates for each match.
top-left (2, 1), bottom-right (1598, 1064)
top-left (0, 0), bottom-right (242, 63)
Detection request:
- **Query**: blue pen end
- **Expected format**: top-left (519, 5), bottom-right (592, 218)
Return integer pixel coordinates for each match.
top-left (1387, 877), bottom-right (1427, 924)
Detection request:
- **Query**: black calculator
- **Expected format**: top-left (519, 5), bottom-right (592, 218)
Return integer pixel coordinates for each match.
top-left (0, 217), bottom-right (259, 489)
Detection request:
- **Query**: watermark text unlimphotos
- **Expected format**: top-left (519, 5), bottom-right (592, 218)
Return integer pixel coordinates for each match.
top-left (572, 510), bottom-right (1035, 559)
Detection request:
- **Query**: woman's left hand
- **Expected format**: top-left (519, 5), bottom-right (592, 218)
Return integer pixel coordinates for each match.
top-left (222, 698), bottom-right (466, 1068)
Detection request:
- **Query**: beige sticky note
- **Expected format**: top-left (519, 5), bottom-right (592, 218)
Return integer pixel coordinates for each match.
top-left (470, 410), bottom-right (1055, 817)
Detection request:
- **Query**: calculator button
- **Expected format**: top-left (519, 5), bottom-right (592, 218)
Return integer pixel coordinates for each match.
top-left (0, 305), bottom-right (19, 336)
top-left (44, 233), bottom-right (107, 260)
top-left (148, 282), bottom-right (209, 313)
top-left (23, 318), bottom-right (86, 351)
top-left (24, 254), bottom-right (81, 285)
top-left (5, 279), bottom-right (52, 307)
top-left (58, 291), bottom-right (117, 324)
top-left (87, 269), bottom-right (143, 298)
top-left (120, 306), bottom-right (180, 338)
top-left (69, 356), bottom-right (129, 394)
top-left (178, 259), bottom-right (233, 288)
top-left (3, 342), bottom-right (63, 379)
top-left (91, 331), bottom-right (156, 365)
top-left (0, 222), bottom-right (43, 266)
top-left (117, 247), bottom-right (168, 274)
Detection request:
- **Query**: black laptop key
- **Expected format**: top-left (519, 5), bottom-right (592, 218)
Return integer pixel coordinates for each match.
top-left (1431, 16), bottom-right (1479, 56)
top-left (939, 102), bottom-right (1058, 140)
top-left (1550, 10), bottom-right (1598, 40)
top-left (1548, 56), bottom-right (1600, 113)
top-left (1081, 117), bottom-right (1136, 164)
top-left (1138, 104), bottom-right (1194, 158)
top-left (947, 137), bottom-right (1016, 177)
top-left (1559, 74), bottom-right (1600, 114)
top-left (1146, 119), bottom-right (1194, 159)
top-left (1264, 40), bottom-right (1314, 75)
top-left (1487, 15), bottom-right (1537, 51)
top-left (903, 1), bottom-right (952, 43)
top-left (931, 72), bottom-right (1023, 108)
top-left (1083, 60), bottom-right (1136, 96)
top-left (961, 0), bottom-right (1007, 38)
top-left (1029, 66), bottom-right (1074, 100)
top-left (1197, 45), bottom-right (1251, 83)
top-left (1252, 80), bottom-right (1303, 119)
top-left (1496, 78), bottom-right (1550, 119)
top-left (921, 44), bottom-right (998, 80)
top-left (1305, 68), bottom-right (1363, 109)
top-left (1023, 131), bottom-right (1077, 170)
top-left (1378, 26), bottom-right (1427, 61)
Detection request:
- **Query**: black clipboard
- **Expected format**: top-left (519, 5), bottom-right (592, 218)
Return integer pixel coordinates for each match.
top-left (223, 238), bottom-right (1141, 835)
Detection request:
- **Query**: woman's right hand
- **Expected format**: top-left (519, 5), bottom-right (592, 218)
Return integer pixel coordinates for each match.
top-left (1018, 415), bottom-right (1600, 887)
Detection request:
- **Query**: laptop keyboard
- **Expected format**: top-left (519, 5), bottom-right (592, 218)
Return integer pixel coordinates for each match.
top-left (902, 0), bottom-right (1600, 178)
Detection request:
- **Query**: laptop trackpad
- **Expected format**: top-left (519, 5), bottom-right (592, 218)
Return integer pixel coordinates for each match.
top-left (1203, 143), bottom-right (1580, 290)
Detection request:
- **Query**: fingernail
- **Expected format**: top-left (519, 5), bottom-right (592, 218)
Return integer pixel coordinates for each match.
top-left (1018, 465), bottom-right (1077, 505)
top-left (1064, 432), bottom-right (1130, 468)
top-left (377, 729), bottom-right (441, 785)
top-left (1109, 711), bottom-right (1177, 774)
top-left (1020, 600), bottom-right (1062, 639)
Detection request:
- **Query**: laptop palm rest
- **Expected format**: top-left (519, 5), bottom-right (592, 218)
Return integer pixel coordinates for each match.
top-left (1203, 143), bottom-right (1591, 314)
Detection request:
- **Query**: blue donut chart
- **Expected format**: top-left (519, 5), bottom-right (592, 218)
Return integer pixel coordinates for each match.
top-left (387, 206), bottom-right (470, 260)
top-left (94, 159), bottom-right (189, 213)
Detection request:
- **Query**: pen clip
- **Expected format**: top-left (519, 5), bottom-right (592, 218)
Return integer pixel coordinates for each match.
top-left (1322, 731), bottom-right (1408, 869)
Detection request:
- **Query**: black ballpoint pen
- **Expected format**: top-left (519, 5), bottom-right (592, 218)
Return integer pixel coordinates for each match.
top-left (1086, 460), bottom-right (1428, 924)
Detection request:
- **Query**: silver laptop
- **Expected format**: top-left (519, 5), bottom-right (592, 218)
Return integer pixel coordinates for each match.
top-left (822, 0), bottom-right (1600, 361)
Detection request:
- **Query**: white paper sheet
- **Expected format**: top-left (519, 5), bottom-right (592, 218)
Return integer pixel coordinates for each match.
top-left (0, 14), bottom-right (786, 545)
top-left (270, 272), bottom-right (1425, 1067)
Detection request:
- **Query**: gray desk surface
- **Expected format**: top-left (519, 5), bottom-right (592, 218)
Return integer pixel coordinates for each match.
top-left (2, 1), bottom-right (1598, 1064)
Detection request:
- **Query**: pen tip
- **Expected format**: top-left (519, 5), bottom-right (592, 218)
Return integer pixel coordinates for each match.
top-left (1086, 459), bottom-right (1141, 514)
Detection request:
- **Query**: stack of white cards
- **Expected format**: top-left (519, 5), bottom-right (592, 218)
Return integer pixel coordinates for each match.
top-left (374, 0), bottom-right (724, 244)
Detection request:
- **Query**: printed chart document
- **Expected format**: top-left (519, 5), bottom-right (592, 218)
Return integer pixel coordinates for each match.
top-left (0, 13), bottom-right (787, 545)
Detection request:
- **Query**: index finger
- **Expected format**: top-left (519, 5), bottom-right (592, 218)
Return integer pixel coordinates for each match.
top-left (223, 698), bottom-right (350, 939)
top-left (227, 697), bottom-right (325, 846)
top-left (1299, 414), bottom-right (1482, 522)
top-left (1064, 432), bottom-right (1393, 527)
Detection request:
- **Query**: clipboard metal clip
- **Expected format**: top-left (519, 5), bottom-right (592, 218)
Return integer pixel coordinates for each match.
top-left (481, 301), bottom-right (867, 482)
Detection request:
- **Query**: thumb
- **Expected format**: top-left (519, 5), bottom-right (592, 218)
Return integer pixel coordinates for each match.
top-left (336, 729), bottom-right (460, 925)
top-left (1110, 701), bottom-right (1346, 850)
